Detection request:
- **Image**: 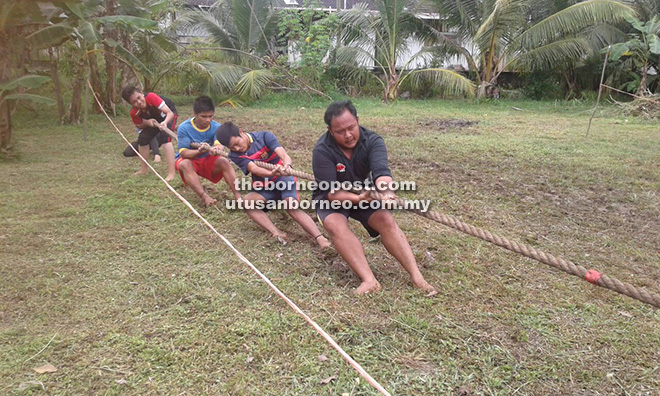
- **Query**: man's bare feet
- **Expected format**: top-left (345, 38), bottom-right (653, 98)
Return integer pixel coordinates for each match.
top-left (134, 170), bottom-right (148, 176)
top-left (201, 193), bottom-right (217, 207)
top-left (354, 280), bottom-right (382, 295)
top-left (315, 235), bottom-right (331, 249)
top-left (411, 277), bottom-right (437, 297)
top-left (154, 154), bottom-right (162, 163)
top-left (164, 174), bottom-right (175, 182)
top-left (273, 233), bottom-right (288, 246)
top-left (319, 244), bottom-right (339, 261)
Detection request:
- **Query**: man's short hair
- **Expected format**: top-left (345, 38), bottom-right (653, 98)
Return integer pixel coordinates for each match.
top-left (216, 122), bottom-right (240, 147)
top-left (324, 100), bottom-right (358, 127)
top-left (121, 85), bottom-right (141, 103)
top-left (193, 96), bottom-right (215, 114)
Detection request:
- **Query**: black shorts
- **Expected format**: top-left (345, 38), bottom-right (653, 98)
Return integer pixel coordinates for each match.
top-left (137, 127), bottom-right (171, 146)
top-left (316, 205), bottom-right (382, 237)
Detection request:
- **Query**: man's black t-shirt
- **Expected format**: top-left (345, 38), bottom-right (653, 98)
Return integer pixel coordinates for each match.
top-left (312, 126), bottom-right (392, 201)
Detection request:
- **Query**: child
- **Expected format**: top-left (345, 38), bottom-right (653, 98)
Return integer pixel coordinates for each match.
top-left (175, 96), bottom-right (241, 207)
top-left (216, 122), bottom-right (331, 249)
top-left (120, 85), bottom-right (177, 181)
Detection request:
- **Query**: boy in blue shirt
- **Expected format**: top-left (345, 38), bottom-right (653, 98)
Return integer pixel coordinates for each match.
top-left (175, 96), bottom-right (241, 206)
top-left (216, 122), bottom-right (331, 249)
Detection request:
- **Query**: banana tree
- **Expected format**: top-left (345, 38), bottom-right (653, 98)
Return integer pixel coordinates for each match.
top-left (27, 0), bottom-right (158, 123)
top-left (336, 0), bottom-right (475, 101)
top-left (607, 14), bottom-right (660, 95)
top-left (0, 76), bottom-right (56, 151)
top-left (428, 0), bottom-right (637, 98)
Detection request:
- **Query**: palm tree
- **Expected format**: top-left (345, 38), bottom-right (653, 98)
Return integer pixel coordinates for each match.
top-left (427, 0), bottom-right (637, 98)
top-left (624, 0), bottom-right (660, 22)
top-left (175, 0), bottom-right (280, 100)
top-left (336, 0), bottom-right (476, 101)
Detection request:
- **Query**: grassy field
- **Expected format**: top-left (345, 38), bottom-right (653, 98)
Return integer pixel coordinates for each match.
top-left (1, 95), bottom-right (659, 395)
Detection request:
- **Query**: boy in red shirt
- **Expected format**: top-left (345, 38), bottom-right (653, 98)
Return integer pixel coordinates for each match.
top-left (121, 85), bottom-right (177, 181)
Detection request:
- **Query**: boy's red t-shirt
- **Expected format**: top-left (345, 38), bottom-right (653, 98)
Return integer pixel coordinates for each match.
top-left (129, 92), bottom-right (167, 126)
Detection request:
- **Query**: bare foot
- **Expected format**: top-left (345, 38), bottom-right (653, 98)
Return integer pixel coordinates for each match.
top-left (354, 280), bottom-right (382, 295)
top-left (201, 193), bottom-right (217, 207)
top-left (154, 154), bottom-right (162, 163)
top-left (134, 170), bottom-right (148, 176)
top-left (273, 233), bottom-right (288, 246)
top-left (411, 277), bottom-right (437, 297)
top-left (319, 244), bottom-right (338, 261)
top-left (316, 235), bottom-right (331, 249)
top-left (164, 174), bottom-right (175, 182)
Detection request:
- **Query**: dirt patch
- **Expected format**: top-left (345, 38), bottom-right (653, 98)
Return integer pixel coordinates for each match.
top-left (454, 385), bottom-right (476, 396)
top-left (418, 118), bottom-right (480, 134)
top-left (395, 355), bottom-right (436, 375)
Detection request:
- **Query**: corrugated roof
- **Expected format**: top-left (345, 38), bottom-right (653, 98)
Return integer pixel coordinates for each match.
top-left (273, 0), bottom-right (376, 10)
top-left (186, 0), bottom-right (216, 6)
top-left (184, 0), bottom-right (435, 14)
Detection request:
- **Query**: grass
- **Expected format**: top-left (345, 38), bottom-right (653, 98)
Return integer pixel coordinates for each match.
top-left (1, 95), bottom-right (659, 395)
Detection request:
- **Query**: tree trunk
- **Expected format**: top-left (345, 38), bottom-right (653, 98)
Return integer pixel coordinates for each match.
top-left (88, 52), bottom-right (104, 113)
top-left (636, 61), bottom-right (648, 97)
top-left (562, 68), bottom-right (580, 100)
top-left (104, 0), bottom-right (118, 115)
top-left (384, 73), bottom-right (398, 102)
top-left (477, 83), bottom-right (487, 99)
top-left (66, 57), bottom-right (85, 124)
top-left (48, 47), bottom-right (65, 122)
top-left (0, 99), bottom-right (10, 151)
top-left (119, 32), bottom-right (139, 90)
top-left (104, 42), bottom-right (117, 116)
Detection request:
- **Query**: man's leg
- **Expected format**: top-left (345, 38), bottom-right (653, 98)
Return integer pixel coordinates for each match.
top-left (150, 136), bottom-right (161, 163)
top-left (135, 144), bottom-right (150, 175)
top-left (124, 142), bottom-right (139, 157)
top-left (242, 192), bottom-right (286, 239)
top-left (284, 198), bottom-right (330, 248)
top-left (161, 142), bottom-right (176, 182)
top-left (324, 213), bottom-right (381, 294)
top-left (178, 159), bottom-right (216, 206)
top-left (367, 210), bottom-right (436, 294)
top-left (213, 157), bottom-right (241, 199)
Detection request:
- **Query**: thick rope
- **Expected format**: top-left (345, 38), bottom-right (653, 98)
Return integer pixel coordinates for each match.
top-left (390, 195), bottom-right (660, 308)
top-left (204, 142), bottom-right (659, 309)
top-left (91, 87), bottom-right (392, 396)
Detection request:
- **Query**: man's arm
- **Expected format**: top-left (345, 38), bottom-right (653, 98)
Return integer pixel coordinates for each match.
top-left (273, 147), bottom-right (292, 170)
top-left (246, 161), bottom-right (281, 178)
top-left (180, 142), bottom-right (211, 159)
top-left (368, 136), bottom-right (395, 199)
top-left (312, 148), bottom-right (362, 203)
top-left (158, 103), bottom-right (175, 129)
top-left (135, 118), bottom-right (159, 130)
top-left (145, 93), bottom-right (175, 129)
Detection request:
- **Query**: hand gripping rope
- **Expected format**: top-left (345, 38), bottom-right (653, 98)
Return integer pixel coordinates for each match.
top-left (90, 87), bottom-right (392, 396)
top-left (184, 141), bottom-right (660, 309)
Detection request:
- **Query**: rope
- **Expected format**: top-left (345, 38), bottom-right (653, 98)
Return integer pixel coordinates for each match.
top-left (89, 85), bottom-right (392, 396)
top-left (385, 193), bottom-right (660, 308)
top-left (198, 139), bottom-right (658, 309)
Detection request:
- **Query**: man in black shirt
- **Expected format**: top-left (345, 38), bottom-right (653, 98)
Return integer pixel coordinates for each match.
top-left (312, 101), bottom-right (436, 295)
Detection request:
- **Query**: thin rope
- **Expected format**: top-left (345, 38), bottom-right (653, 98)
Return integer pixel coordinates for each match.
top-left (89, 84), bottom-right (392, 396)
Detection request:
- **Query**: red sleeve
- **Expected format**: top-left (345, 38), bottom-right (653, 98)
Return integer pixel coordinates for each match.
top-left (145, 92), bottom-right (165, 109)
top-left (130, 107), bottom-right (143, 125)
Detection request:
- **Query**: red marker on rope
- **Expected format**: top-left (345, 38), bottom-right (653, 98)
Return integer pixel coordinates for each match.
top-left (585, 270), bottom-right (602, 285)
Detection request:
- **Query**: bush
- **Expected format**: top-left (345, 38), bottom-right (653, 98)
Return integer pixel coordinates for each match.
top-left (520, 72), bottom-right (562, 100)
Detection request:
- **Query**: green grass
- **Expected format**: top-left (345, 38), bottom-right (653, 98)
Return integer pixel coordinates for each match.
top-left (1, 96), bottom-right (659, 395)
